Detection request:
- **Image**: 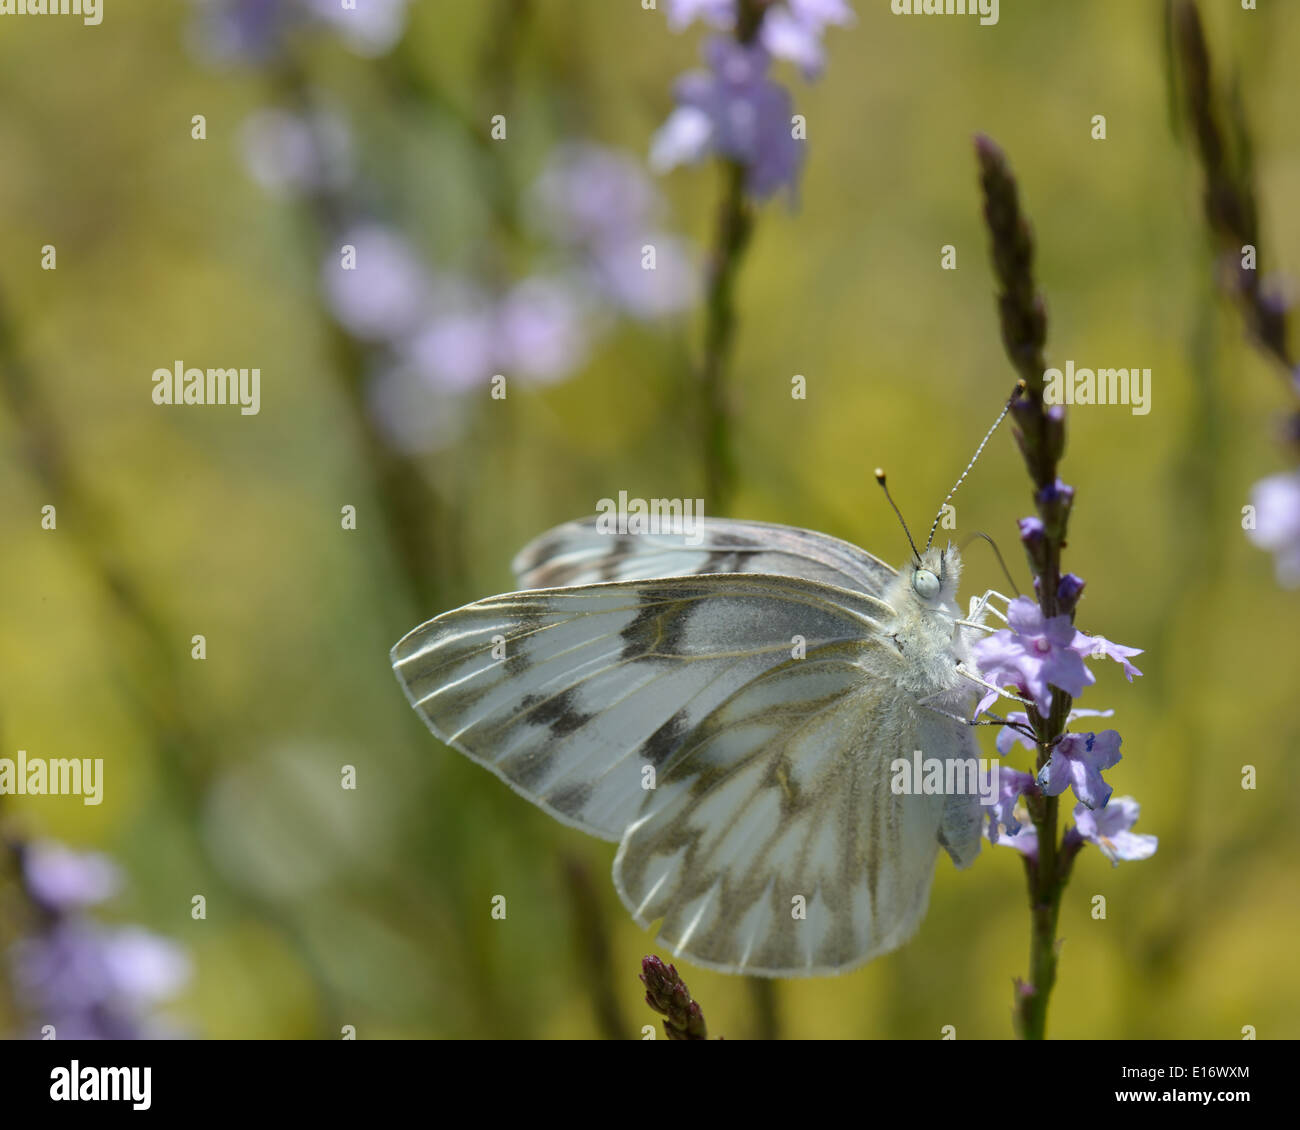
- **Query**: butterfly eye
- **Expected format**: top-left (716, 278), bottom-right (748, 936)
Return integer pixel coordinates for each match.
top-left (912, 569), bottom-right (941, 600)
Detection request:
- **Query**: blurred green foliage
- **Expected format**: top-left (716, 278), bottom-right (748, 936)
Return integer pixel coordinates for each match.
top-left (1, 0), bottom-right (1298, 1039)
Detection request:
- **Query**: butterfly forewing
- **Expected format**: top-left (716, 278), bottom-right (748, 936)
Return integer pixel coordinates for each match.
top-left (512, 517), bottom-right (898, 596)
top-left (391, 575), bottom-right (890, 843)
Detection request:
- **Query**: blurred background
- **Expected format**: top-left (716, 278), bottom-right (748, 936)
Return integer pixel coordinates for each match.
top-left (1, 0), bottom-right (1298, 1039)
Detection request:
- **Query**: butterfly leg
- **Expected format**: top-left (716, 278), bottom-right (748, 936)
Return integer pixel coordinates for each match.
top-left (918, 700), bottom-right (1013, 728)
top-left (968, 589), bottom-right (1014, 625)
top-left (954, 663), bottom-right (1036, 709)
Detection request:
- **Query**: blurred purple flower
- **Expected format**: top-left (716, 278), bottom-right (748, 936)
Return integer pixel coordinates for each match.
top-left (1247, 468), bottom-right (1300, 587)
top-left (398, 275), bottom-right (592, 392)
top-left (1072, 796), bottom-right (1158, 866)
top-left (1036, 730), bottom-right (1122, 810)
top-left (12, 922), bottom-right (190, 1040)
top-left (402, 307), bottom-right (498, 394)
top-left (760, 0), bottom-right (855, 78)
top-left (186, 0), bottom-right (410, 64)
top-left (531, 144), bottom-right (662, 249)
top-left (530, 145), bottom-right (698, 319)
top-left (664, 0), bottom-right (854, 77)
top-left (185, 0), bottom-right (296, 65)
top-left (21, 842), bottom-right (122, 912)
top-left (9, 842), bottom-right (191, 1040)
top-left (591, 233), bottom-right (698, 320)
top-left (498, 277), bottom-right (593, 384)
top-left (302, 0), bottom-right (411, 56)
top-left (239, 106), bottom-right (353, 197)
top-left (651, 38), bottom-right (804, 199)
top-left (323, 223), bottom-right (433, 343)
top-left (666, 0), bottom-right (735, 32)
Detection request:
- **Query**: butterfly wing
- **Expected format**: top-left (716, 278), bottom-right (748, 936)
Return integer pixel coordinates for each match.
top-left (391, 574), bottom-right (891, 842)
top-left (512, 517), bottom-right (897, 596)
top-left (613, 641), bottom-right (981, 976)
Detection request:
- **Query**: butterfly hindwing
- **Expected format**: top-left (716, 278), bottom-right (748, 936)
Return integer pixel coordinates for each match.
top-left (391, 575), bottom-right (890, 843)
top-left (512, 517), bottom-right (898, 596)
top-left (613, 645), bottom-right (979, 976)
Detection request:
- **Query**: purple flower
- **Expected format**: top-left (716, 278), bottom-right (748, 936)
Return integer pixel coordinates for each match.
top-left (399, 275), bottom-right (594, 393)
top-left (1036, 730), bottom-right (1122, 810)
top-left (21, 843), bottom-right (122, 912)
top-left (11, 922), bottom-right (190, 1040)
top-left (1018, 516), bottom-right (1044, 543)
top-left (402, 305), bottom-right (498, 394)
top-left (239, 107), bottom-right (353, 198)
top-left (995, 708), bottom-right (1115, 755)
top-left (531, 144), bottom-right (662, 249)
top-left (989, 823), bottom-right (1039, 860)
top-left (497, 277), bottom-right (592, 384)
top-left (759, 0), bottom-right (855, 78)
top-left (1072, 631), bottom-right (1144, 681)
top-left (186, 0), bottom-right (410, 64)
top-left (323, 224), bottom-right (433, 344)
top-left (666, 0), bottom-right (735, 32)
top-left (973, 596), bottom-right (1094, 714)
top-left (1247, 469), bottom-right (1300, 587)
top-left (1073, 796), bottom-right (1158, 866)
top-left (1057, 572), bottom-right (1086, 610)
top-left (590, 233), bottom-right (698, 320)
top-left (185, 0), bottom-right (296, 66)
top-left (650, 38), bottom-right (804, 199)
top-left (302, 0), bottom-right (410, 56)
top-left (10, 839), bottom-right (191, 1040)
top-left (664, 0), bottom-right (853, 78)
top-left (985, 767), bottom-right (1036, 843)
top-left (528, 144), bottom-right (699, 319)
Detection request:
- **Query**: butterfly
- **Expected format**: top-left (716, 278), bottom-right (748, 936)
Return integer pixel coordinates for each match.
top-left (391, 502), bottom-right (1016, 977)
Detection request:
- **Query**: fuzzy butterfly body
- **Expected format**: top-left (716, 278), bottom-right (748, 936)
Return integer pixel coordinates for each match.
top-left (392, 518), bottom-right (987, 976)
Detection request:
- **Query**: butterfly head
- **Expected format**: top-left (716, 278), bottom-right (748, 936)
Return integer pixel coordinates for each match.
top-left (909, 544), bottom-right (961, 608)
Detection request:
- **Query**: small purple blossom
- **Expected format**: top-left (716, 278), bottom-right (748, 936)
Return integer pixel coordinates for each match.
top-left (650, 38), bottom-right (805, 199)
top-left (990, 823), bottom-right (1039, 860)
top-left (1056, 572), bottom-right (1086, 610)
top-left (985, 767), bottom-right (1036, 843)
top-left (1247, 468), bottom-right (1300, 587)
top-left (1036, 730), bottom-right (1122, 810)
top-left (1072, 796), bottom-right (1158, 866)
top-left (1035, 477), bottom-right (1075, 509)
top-left (996, 708), bottom-right (1115, 755)
top-left (1072, 631), bottom-right (1144, 681)
top-left (1018, 516), bottom-right (1044, 543)
top-left (974, 596), bottom-right (1094, 715)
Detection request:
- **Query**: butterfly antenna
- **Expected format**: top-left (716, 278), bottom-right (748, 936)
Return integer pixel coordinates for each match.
top-left (925, 380), bottom-right (1025, 550)
top-left (875, 469), bottom-right (921, 565)
top-left (960, 531), bottom-right (1022, 597)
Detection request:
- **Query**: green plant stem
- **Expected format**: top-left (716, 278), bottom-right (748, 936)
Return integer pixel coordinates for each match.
top-left (976, 134), bottom-right (1082, 1038)
top-left (699, 159), bottom-right (754, 514)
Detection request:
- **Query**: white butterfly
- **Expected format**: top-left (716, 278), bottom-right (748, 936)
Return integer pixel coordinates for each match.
top-left (391, 515), bottom-right (1012, 977)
